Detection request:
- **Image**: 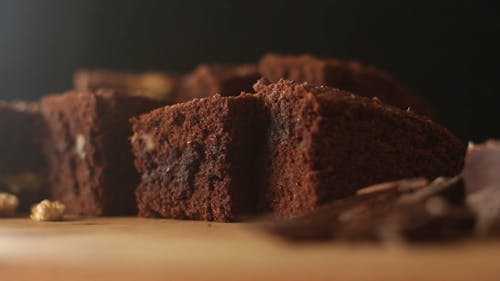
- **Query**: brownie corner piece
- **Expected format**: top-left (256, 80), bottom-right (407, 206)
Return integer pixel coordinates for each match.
top-left (40, 90), bottom-right (164, 216)
top-left (131, 94), bottom-right (265, 222)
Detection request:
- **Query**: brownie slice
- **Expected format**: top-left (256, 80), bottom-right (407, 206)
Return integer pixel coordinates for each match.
top-left (41, 90), bottom-right (165, 216)
top-left (74, 69), bottom-right (178, 101)
top-left (258, 54), bottom-right (432, 116)
top-left (254, 79), bottom-right (464, 218)
top-left (131, 94), bottom-right (266, 222)
top-left (176, 64), bottom-right (260, 102)
top-left (0, 101), bottom-right (47, 211)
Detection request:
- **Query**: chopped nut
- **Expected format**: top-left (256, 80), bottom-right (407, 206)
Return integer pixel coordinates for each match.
top-left (142, 134), bottom-right (156, 151)
top-left (130, 132), bottom-right (139, 143)
top-left (131, 133), bottom-right (155, 151)
top-left (30, 199), bottom-right (65, 221)
top-left (0, 192), bottom-right (19, 216)
top-left (75, 134), bottom-right (86, 160)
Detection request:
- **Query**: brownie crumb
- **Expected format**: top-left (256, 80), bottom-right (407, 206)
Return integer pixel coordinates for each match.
top-left (30, 199), bottom-right (65, 221)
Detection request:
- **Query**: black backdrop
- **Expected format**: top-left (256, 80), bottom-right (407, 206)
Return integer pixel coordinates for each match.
top-left (0, 0), bottom-right (498, 141)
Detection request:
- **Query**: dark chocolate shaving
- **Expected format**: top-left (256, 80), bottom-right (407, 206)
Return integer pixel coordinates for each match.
top-left (261, 176), bottom-right (474, 243)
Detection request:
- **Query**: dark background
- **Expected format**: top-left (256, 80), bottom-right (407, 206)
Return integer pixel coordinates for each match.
top-left (0, 0), bottom-right (498, 141)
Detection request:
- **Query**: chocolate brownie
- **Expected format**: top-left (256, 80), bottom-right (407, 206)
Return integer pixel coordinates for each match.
top-left (74, 69), bottom-right (177, 101)
top-left (258, 54), bottom-right (432, 116)
top-left (176, 64), bottom-right (260, 102)
top-left (131, 78), bottom-right (463, 222)
top-left (41, 90), bottom-right (165, 216)
top-left (0, 101), bottom-right (47, 211)
top-left (463, 140), bottom-right (500, 237)
top-left (131, 94), bottom-right (266, 222)
top-left (263, 177), bottom-right (474, 242)
top-left (254, 79), bottom-right (464, 218)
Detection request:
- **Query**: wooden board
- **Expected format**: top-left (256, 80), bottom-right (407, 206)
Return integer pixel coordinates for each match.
top-left (0, 217), bottom-right (499, 281)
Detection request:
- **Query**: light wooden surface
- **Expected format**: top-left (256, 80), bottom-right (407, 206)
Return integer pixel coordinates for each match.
top-left (0, 217), bottom-right (499, 281)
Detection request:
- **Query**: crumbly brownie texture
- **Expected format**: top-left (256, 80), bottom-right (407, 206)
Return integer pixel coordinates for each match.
top-left (41, 90), bottom-right (164, 216)
top-left (176, 64), bottom-right (260, 102)
top-left (131, 94), bottom-right (266, 222)
top-left (263, 177), bottom-right (474, 242)
top-left (254, 79), bottom-right (464, 218)
top-left (0, 101), bottom-right (47, 211)
top-left (74, 69), bottom-right (178, 101)
top-left (258, 54), bottom-right (432, 116)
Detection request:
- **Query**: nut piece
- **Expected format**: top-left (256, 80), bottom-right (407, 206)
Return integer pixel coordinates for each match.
top-left (75, 134), bottom-right (86, 160)
top-left (143, 134), bottom-right (156, 151)
top-left (131, 133), bottom-right (156, 152)
top-left (30, 199), bottom-right (65, 221)
top-left (0, 192), bottom-right (19, 216)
